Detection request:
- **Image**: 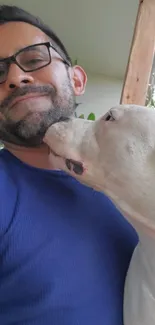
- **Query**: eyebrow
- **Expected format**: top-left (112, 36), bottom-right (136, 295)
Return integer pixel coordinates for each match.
top-left (0, 43), bottom-right (43, 60)
top-left (0, 46), bottom-right (22, 60)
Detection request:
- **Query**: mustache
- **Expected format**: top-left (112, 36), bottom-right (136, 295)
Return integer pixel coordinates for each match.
top-left (0, 84), bottom-right (56, 113)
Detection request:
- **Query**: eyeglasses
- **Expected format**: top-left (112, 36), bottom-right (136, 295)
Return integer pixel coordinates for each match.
top-left (0, 42), bottom-right (71, 84)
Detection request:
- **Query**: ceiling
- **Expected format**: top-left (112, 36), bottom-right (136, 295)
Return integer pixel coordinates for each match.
top-left (0, 0), bottom-right (139, 79)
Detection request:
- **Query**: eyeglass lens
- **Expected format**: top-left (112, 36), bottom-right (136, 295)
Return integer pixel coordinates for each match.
top-left (0, 44), bottom-right (51, 83)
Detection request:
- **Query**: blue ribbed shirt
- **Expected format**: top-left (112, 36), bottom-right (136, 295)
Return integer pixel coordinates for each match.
top-left (0, 149), bottom-right (138, 325)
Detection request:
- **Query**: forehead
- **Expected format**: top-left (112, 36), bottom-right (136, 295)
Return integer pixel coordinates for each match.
top-left (0, 21), bottom-right (49, 57)
top-left (122, 106), bottom-right (155, 126)
top-left (120, 107), bottom-right (155, 144)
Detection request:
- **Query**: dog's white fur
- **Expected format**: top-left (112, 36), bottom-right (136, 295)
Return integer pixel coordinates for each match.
top-left (44, 104), bottom-right (155, 325)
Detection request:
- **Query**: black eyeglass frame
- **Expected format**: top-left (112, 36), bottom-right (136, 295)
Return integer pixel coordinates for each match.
top-left (0, 41), bottom-right (72, 84)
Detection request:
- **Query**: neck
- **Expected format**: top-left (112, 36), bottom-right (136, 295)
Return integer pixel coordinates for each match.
top-left (4, 142), bottom-right (55, 170)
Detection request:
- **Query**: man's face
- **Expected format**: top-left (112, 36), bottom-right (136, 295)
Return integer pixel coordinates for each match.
top-left (0, 22), bottom-right (86, 147)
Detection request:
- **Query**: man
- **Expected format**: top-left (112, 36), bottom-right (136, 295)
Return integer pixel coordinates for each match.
top-left (0, 5), bottom-right (138, 325)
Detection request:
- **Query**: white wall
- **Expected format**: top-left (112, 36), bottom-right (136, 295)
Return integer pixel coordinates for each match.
top-left (76, 73), bottom-right (123, 119)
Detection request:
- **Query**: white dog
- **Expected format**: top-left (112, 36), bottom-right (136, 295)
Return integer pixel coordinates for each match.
top-left (43, 104), bottom-right (155, 325)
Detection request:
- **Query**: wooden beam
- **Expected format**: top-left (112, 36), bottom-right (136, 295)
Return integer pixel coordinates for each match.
top-left (120, 0), bottom-right (155, 105)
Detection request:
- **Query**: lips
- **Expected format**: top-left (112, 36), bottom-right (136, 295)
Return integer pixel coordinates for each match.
top-left (10, 94), bottom-right (47, 109)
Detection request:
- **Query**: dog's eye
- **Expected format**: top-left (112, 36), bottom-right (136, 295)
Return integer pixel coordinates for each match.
top-left (103, 111), bottom-right (115, 121)
top-left (105, 114), bottom-right (112, 121)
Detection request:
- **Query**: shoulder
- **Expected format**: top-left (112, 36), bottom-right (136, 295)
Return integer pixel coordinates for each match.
top-left (73, 178), bottom-right (138, 241)
top-left (89, 188), bottom-right (138, 253)
top-left (0, 149), bottom-right (18, 237)
top-left (73, 180), bottom-right (138, 266)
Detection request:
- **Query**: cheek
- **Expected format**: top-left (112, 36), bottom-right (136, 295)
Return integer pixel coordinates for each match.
top-left (0, 84), bottom-right (9, 105)
top-left (99, 128), bottom-right (131, 167)
top-left (32, 66), bottom-right (55, 84)
top-left (98, 141), bottom-right (130, 179)
top-left (33, 62), bottom-right (67, 86)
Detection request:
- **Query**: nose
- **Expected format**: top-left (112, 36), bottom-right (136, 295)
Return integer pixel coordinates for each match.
top-left (5, 63), bottom-right (34, 89)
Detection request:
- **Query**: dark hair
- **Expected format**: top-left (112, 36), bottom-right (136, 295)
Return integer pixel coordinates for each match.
top-left (0, 5), bottom-right (72, 65)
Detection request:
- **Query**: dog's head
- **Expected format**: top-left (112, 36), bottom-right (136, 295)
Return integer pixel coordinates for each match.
top-left (44, 105), bottom-right (155, 235)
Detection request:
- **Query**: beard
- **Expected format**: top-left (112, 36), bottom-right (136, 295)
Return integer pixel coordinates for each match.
top-left (0, 79), bottom-right (76, 147)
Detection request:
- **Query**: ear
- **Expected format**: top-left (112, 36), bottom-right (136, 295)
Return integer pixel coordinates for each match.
top-left (69, 65), bottom-right (87, 96)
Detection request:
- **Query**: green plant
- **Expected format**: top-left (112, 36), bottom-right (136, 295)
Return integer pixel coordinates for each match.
top-left (74, 59), bottom-right (78, 65)
top-left (146, 71), bottom-right (155, 108)
top-left (79, 112), bottom-right (96, 120)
